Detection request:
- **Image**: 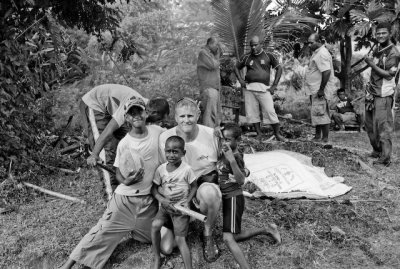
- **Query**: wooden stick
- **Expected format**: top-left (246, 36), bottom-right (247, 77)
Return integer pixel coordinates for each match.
top-left (59, 143), bottom-right (80, 154)
top-left (290, 199), bottom-right (381, 203)
top-left (22, 182), bottom-right (86, 204)
top-left (88, 108), bottom-right (113, 200)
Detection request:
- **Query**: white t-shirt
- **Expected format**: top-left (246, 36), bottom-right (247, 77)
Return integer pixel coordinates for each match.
top-left (304, 46), bottom-right (336, 96)
top-left (114, 125), bottom-right (164, 196)
top-left (159, 125), bottom-right (219, 177)
top-left (81, 84), bottom-right (148, 127)
top-left (153, 162), bottom-right (196, 204)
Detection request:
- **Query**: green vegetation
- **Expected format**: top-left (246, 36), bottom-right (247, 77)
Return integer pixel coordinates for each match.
top-left (1, 0), bottom-right (400, 268)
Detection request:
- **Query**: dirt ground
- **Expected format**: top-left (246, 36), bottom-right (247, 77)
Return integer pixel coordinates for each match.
top-left (1, 120), bottom-right (400, 268)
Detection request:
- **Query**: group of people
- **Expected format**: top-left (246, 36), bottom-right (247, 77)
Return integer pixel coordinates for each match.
top-left (304, 22), bottom-right (398, 166)
top-left (60, 85), bottom-right (280, 269)
top-left (197, 36), bottom-right (287, 141)
top-left (60, 21), bottom-right (398, 269)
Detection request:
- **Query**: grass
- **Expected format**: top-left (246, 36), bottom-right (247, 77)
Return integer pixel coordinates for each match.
top-left (2, 113), bottom-right (400, 268)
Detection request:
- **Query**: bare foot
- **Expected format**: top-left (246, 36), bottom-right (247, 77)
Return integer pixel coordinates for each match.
top-left (266, 223), bottom-right (281, 244)
top-left (275, 134), bottom-right (287, 142)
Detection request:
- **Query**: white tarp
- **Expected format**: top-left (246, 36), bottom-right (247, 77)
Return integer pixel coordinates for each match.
top-left (244, 150), bottom-right (352, 199)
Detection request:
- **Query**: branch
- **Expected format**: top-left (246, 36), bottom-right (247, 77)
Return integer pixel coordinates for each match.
top-left (22, 182), bottom-right (86, 204)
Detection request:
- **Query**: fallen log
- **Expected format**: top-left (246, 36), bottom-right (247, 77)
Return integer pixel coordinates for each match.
top-left (22, 182), bottom-right (86, 204)
top-left (59, 143), bottom-right (80, 155)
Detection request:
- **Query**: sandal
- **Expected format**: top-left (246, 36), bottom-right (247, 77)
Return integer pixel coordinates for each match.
top-left (202, 235), bottom-right (220, 263)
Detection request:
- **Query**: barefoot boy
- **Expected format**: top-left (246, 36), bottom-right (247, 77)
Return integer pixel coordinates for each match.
top-left (217, 122), bottom-right (281, 269)
top-left (151, 136), bottom-right (198, 269)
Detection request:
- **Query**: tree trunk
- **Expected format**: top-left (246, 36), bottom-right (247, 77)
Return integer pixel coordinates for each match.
top-left (339, 39), bottom-right (346, 89)
top-left (344, 34), bottom-right (352, 92)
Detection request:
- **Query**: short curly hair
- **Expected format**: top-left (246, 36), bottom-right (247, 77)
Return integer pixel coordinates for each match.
top-left (222, 122), bottom-right (242, 139)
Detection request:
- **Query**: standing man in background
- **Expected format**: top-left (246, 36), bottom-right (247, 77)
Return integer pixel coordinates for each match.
top-left (234, 36), bottom-right (286, 141)
top-left (363, 22), bottom-right (399, 166)
top-left (304, 33), bottom-right (336, 143)
top-left (197, 37), bottom-right (222, 128)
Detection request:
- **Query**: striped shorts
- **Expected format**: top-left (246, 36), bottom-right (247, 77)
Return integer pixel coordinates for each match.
top-left (222, 194), bottom-right (245, 234)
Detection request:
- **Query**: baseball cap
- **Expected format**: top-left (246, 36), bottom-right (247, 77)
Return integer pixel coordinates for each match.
top-left (124, 96), bottom-right (146, 114)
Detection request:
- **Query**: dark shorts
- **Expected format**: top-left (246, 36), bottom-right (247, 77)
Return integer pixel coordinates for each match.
top-left (156, 205), bottom-right (190, 237)
top-left (222, 194), bottom-right (244, 234)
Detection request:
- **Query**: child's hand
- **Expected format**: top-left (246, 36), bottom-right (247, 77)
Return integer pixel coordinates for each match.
top-left (124, 168), bottom-right (144, 186)
top-left (169, 190), bottom-right (185, 203)
top-left (161, 197), bottom-right (177, 212)
top-left (179, 201), bottom-right (189, 209)
top-left (222, 143), bottom-right (235, 162)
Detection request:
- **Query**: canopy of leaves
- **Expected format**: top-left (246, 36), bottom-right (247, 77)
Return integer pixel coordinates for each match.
top-left (211, 0), bottom-right (318, 59)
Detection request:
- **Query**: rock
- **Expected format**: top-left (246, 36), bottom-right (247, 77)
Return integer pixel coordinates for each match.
top-left (330, 226), bottom-right (346, 236)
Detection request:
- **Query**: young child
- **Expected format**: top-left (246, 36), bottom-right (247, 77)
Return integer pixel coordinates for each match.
top-left (146, 97), bottom-right (171, 128)
top-left (151, 136), bottom-right (197, 269)
top-left (217, 122), bottom-right (281, 269)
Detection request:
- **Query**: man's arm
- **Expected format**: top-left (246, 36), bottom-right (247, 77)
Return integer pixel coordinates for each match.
top-left (234, 65), bottom-right (246, 88)
top-left (365, 56), bottom-right (397, 80)
top-left (197, 50), bottom-right (219, 70)
top-left (269, 65), bottom-right (283, 94)
top-left (318, 70), bottom-right (331, 97)
top-left (87, 118), bottom-right (119, 165)
top-left (184, 181), bottom-right (198, 207)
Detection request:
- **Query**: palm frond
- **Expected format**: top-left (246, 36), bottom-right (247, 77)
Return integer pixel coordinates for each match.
top-left (264, 9), bottom-right (318, 52)
top-left (350, 9), bottom-right (369, 22)
top-left (348, 21), bottom-right (371, 37)
top-left (244, 0), bottom-right (268, 54)
top-left (211, 0), bottom-right (267, 59)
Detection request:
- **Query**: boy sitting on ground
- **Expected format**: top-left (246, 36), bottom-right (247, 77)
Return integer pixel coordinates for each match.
top-left (151, 136), bottom-right (198, 269)
top-left (330, 88), bottom-right (358, 130)
top-left (217, 122), bottom-right (281, 269)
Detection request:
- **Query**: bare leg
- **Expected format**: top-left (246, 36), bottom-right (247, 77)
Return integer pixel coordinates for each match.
top-left (197, 183), bottom-right (222, 261)
top-left (175, 236), bottom-right (192, 269)
top-left (58, 259), bottom-right (75, 269)
top-left (312, 125), bottom-right (322, 141)
top-left (197, 184), bottom-right (221, 237)
top-left (223, 232), bottom-right (250, 269)
top-left (233, 223), bottom-right (281, 244)
top-left (253, 122), bottom-right (262, 140)
top-left (321, 124), bottom-right (330, 143)
top-left (151, 219), bottom-right (164, 269)
top-left (160, 226), bottom-right (176, 255)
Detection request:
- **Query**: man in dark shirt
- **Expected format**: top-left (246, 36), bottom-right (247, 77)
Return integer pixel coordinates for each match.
top-left (363, 22), bottom-right (399, 166)
top-left (234, 36), bottom-right (286, 141)
top-left (330, 88), bottom-right (357, 130)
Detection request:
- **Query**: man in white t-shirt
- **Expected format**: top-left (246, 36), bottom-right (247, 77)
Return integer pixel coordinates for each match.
top-left (159, 98), bottom-right (222, 262)
top-left (79, 84), bottom-right (148, 187)
top-left (60, 97), bottom-right (165, 269)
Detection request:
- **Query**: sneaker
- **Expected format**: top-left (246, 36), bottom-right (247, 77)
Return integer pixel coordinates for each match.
top-left (202, 235), bottom-right (220, 263)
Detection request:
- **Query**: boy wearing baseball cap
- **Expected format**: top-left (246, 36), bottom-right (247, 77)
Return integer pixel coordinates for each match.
top-left (60, 97), bottom-right (165, 269)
